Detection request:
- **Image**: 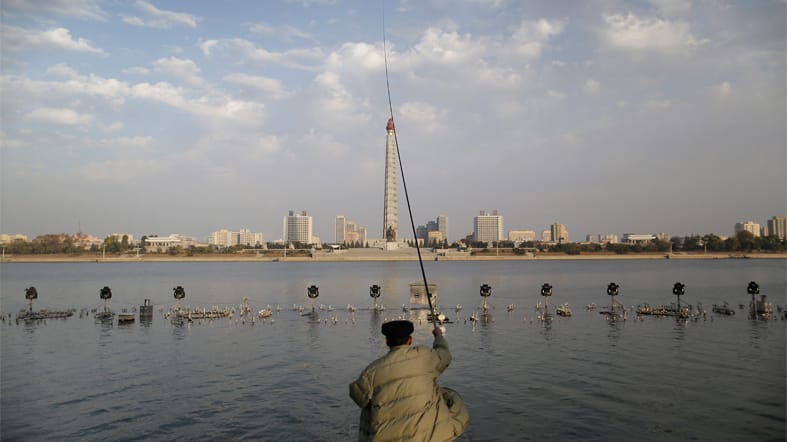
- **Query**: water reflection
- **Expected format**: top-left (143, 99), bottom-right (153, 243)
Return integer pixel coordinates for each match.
top-left (368, 308), bottom-right (383, 336)
top-left (308, 316), bottom-right (321, 349)
top-left (539, 317), bottom-right (554, 340)
top-left (171, 321), bottom-right (187, 340)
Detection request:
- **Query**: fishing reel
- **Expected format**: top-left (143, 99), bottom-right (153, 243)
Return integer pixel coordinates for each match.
top-left (540, 283), bottom-right (553, 297)
top-left (606, 282), bottom-right (619, 297)
top-left (307, 285), bottom-right (319, 299)
top-left (369, 284), bottom-right (381, 298)
top-left (747, 281), bottom-right (759, 295)
top-left (99, 286), bottom-right (112, 300)
top-left (173, 286), bottom-right (186, 300)
top-left (672, 282), bottom-right (685, 296)
top-left (25, 286), bottom-right (38, 300)
top-left (479, 284), bottom-right (492, 298)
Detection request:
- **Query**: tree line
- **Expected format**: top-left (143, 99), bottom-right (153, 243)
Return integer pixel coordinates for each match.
top-left (2, 230), bottom-right (783, 255)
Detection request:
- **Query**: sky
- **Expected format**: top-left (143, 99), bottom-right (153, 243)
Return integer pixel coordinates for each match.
top-left (1, 0), bottom-right (785, 243)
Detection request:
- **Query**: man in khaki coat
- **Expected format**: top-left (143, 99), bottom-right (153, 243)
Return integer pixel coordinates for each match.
top-left (349, 320), bottom-right (469, 441)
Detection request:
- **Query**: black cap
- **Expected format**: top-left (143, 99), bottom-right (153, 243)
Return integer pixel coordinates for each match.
top-left (382, 320), bottom-right (414, 339)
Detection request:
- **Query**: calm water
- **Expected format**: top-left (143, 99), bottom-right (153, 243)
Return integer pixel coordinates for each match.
top-left (1, 260), bottom-right (785, 441)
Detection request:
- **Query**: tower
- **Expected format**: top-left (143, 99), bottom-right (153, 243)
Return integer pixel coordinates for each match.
top-left (383, 118), bottom-right (398, 242)
top-left (335, 216), bottom-right (346, 244)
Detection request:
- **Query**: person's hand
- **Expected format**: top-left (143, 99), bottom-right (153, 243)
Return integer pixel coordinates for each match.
top-left (432, 327), bottom-right (443, 337)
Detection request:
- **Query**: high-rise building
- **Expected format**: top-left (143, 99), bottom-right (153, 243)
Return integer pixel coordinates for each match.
top-left (550, 222), bottom-right (569, 243)
top-left (283, 210), bottom-right (313, 244)
top-left (209, 229), bottom-right (236, 247)
top-left (541, 230), bottom-right (551, 242)
top-left (437, 215), bottom-right (448, 242)
top-left (509, 230), bottom-right (536, 242)
top-left (734, 221), bottom-right (761, 238)
top-left (587, 234), bottom-right (619, 244)
top-left (473, 210), bottom-right (503, 243)
top-left (210, 229), bottom-right (263, 247)
top-left (383, 118), bottom-right (398, 242)
top-left (238, 229), bottom-right (264, 247)
top-left (416, 225), bottom-right (428, 241)
top-left (767, 216), bottom-right (786, 239)
top-left (335, 216), bottom-right (346, 244)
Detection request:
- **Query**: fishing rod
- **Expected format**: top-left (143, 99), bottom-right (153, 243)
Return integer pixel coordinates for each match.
top-left (382, 4), bottom-right (437, 329)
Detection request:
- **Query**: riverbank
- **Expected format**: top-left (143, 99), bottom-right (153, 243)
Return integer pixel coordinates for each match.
top-left (2, 250), bottom-right (785, 263)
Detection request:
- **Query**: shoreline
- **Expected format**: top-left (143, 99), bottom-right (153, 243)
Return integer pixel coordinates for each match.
top-left (2, 251), bottom-right (785, 263)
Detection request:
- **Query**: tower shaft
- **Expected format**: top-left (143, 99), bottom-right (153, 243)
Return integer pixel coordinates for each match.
top-left (383, 118), bottom-right (398, 241)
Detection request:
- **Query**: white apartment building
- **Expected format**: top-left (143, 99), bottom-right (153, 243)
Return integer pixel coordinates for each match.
top-left (473, 210), bottom-right (504, 243)
top-left (210, 229), bottom-right (236, 247)
top-left (509, 230), bottom-right (536, 242)
top-left (734, 221), bottom-right (761, 238)
top-left (283, 210), bottom-right (313, 244)
top-left (238, 229), bottom-right (264, 247)
top-left (0, 233), bottom-right (29, 244)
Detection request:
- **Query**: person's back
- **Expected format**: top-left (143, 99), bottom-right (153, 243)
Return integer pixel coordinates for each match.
top-left (350, 321), bottom-right (468, 441)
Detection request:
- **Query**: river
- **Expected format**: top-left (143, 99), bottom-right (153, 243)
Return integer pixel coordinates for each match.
top-left (1, 259), bottom-right (785, 441)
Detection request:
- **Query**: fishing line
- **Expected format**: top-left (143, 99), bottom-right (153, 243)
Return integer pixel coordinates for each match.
top-left (382, 3), bottom-right (437, 328)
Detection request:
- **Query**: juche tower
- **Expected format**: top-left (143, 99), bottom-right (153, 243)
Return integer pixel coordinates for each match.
top-left (383, 118), bottom-right (398, 244)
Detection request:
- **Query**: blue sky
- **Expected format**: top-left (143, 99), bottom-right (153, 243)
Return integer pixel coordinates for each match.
top-left (1, 0), bottom-right (784, 242)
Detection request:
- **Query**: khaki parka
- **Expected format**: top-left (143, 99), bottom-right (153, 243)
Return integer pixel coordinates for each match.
top-left (349, 335), bottom-right (469, 441)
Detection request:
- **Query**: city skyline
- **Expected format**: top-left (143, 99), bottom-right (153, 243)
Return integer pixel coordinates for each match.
top-left (1, 1), bottom-right (784, 242)
top-left (1, 210), bottom-right (785, 246)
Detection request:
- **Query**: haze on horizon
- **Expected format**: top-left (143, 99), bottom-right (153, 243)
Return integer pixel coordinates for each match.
top-left (1, 0), bottom-right (784, 242)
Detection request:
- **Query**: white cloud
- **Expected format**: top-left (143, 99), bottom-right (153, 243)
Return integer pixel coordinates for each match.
top-left (153, 57), bottom-right (203, 85)
top-left (603, 13), bottom-right (704, 53)
top-left (511, 18), bottom-right (566, 58)
top-left (199, 40), bottom-right (218, 56)
top-left (412, 26), bottom-right (487, 65)
top-left (309, 70), bottom-right (372, 130)
top-left (249, 23), bottom-right (315, 42)
top-left (717, 81), bottom-right (732, 100)
top-left (223, 73), bottom-right (288, 99)
top-left (96, 136), bottom-right (154, 150)
top-left (0, 132), bottom-right (22, 149)
top-left (301, 129), bottom-right (349, 157)
top-left (398, 101), bottom-right (445, 133)
top-left (584, 78), bottom-right (601, 94)
top-left (102, 122), bottom-right (125, 132)
top-left (122, 66), bottom-right (151, 75)
top-left (199, 38), bottom-right (324, 70)
top-left (130, 81), bottom-right (265, 124)
top-left (47, 63), bottom-right (80, 78)
top-left (2, 0), bottom-right (107, 20)
top-left (327, 42), bottom-right (386, 72)
top-left (26, 107), bottom-right (94, 126)
top-left (122, 0), bottom-right (198, 29)
top-left (2, 25), bottom-right (106, 54)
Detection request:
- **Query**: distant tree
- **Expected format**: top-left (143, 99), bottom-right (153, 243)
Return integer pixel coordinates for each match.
top-left (683, 235), bottom-right (701, 251)
top-left (736, 230), bottom-right (755, 251)
top-left (758, 235), bottom-right (784, 251)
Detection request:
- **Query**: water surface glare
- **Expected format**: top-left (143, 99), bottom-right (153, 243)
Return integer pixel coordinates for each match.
top-left (1, 260), bottom-right (785, 441)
